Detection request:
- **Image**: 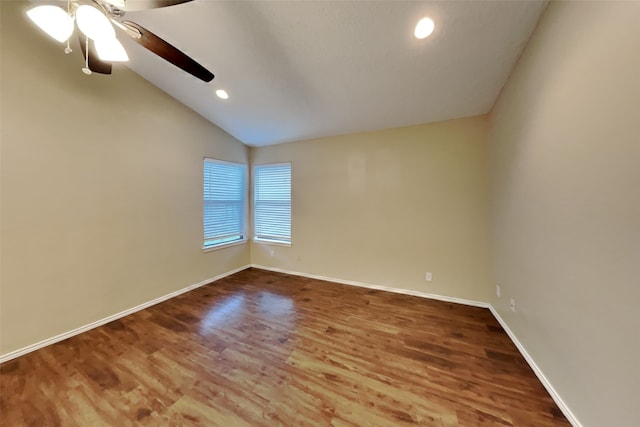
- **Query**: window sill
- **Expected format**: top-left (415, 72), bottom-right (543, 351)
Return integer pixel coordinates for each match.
top-left (253, 238), bottom-right (292, 248)
top-left (202, 239), bottom-right (247, 253)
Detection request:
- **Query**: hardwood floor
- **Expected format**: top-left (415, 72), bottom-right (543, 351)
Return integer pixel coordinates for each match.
top-left (0, 268), bottom-right (570, 426)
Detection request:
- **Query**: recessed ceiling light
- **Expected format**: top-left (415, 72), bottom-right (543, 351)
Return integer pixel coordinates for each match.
top-left (414, 17), bottom-right (435, 39)
top-left (216, 89), bottom-right (229, 100)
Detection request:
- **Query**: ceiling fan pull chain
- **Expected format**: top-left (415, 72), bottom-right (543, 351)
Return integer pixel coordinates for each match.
top-left (82, 37), bottom-right (92, 75)
top-left (64, 0), bottom-right (73, 54)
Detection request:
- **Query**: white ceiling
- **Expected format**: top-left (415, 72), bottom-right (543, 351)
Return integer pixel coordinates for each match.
top-left (116, 0), bottom-right (548, 146)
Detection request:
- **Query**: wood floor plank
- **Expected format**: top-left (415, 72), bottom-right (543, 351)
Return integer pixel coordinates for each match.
top-left (0, 268), bottom-right (571, 426)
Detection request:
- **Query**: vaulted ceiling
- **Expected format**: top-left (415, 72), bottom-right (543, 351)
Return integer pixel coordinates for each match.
top-left (35, 0), bottom-right (550, 146)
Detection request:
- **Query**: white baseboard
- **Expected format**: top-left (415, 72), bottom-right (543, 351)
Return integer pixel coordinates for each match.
top-left (488, 306), bottom-right (582, 427)
top-left (249, 264), bottom-right (489, 308)
top-left (0, 264), bottom-right (251, 364)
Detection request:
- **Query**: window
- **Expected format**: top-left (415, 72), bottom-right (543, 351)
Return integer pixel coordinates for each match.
top-left (253, 163), bottom-right (291, 244)
top-left (203, 159), bottom-right (247, 249)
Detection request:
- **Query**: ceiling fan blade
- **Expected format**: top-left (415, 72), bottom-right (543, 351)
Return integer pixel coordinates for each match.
top-left (120, 0), bottom-right (194, 12)
top-left (120, 20), bottom-right (214, 82)
top-left (77, 34), bottom-right (113, 75)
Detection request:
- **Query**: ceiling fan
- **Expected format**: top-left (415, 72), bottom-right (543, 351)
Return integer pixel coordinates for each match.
top-left (26, 0), bottom-right (214, 82)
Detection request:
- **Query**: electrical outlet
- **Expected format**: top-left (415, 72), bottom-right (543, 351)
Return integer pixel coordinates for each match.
top-left (510, 298), bottom-right (516, 312)
top-left (496, 285), bottom-right (501, 298)
top-left (425, 272), bottom-right (433, 282)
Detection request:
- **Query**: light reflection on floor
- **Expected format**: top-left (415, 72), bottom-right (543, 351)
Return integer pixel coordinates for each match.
top-left (199, 294), bottom-right (246, 333)
top-left (258, 291), bottom-right (294, 316)
top-left (199, 290), bottom-right (297, 337)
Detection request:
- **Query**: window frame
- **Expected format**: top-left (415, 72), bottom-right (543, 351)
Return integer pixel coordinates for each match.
top-left (202, 158), bottom-right (248, 252)
top-left (252, 162), bottom-right (292, 246)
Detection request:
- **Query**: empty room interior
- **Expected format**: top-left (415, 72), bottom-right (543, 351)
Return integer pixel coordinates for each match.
top-left (1, 0), bottom-right (638, 426)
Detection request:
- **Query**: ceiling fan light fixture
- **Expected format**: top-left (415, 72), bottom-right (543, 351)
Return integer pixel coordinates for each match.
top-left (95, 38), bottom-right (129, 62)
top-left (76, 5), bottom-right (116, 41)
top-left (26, 5), bottom-right (74, 43)
top-left (414, 17), bottom-right (435, 39)
top-left (216, 89), bottom-right (229, 100)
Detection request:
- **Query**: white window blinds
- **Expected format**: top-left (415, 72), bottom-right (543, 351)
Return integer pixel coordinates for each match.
top-left (203, 159), bottom-right (247, 248)
top-left (254, 163), bottom-right (291, 244)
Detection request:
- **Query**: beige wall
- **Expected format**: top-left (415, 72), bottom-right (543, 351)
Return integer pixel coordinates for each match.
top-left (488, 1), bottom-right (640, 426)
top-left (0, 1), bottom-right (249, 355)
top-left (251, 117), bottom-right (491, 302)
